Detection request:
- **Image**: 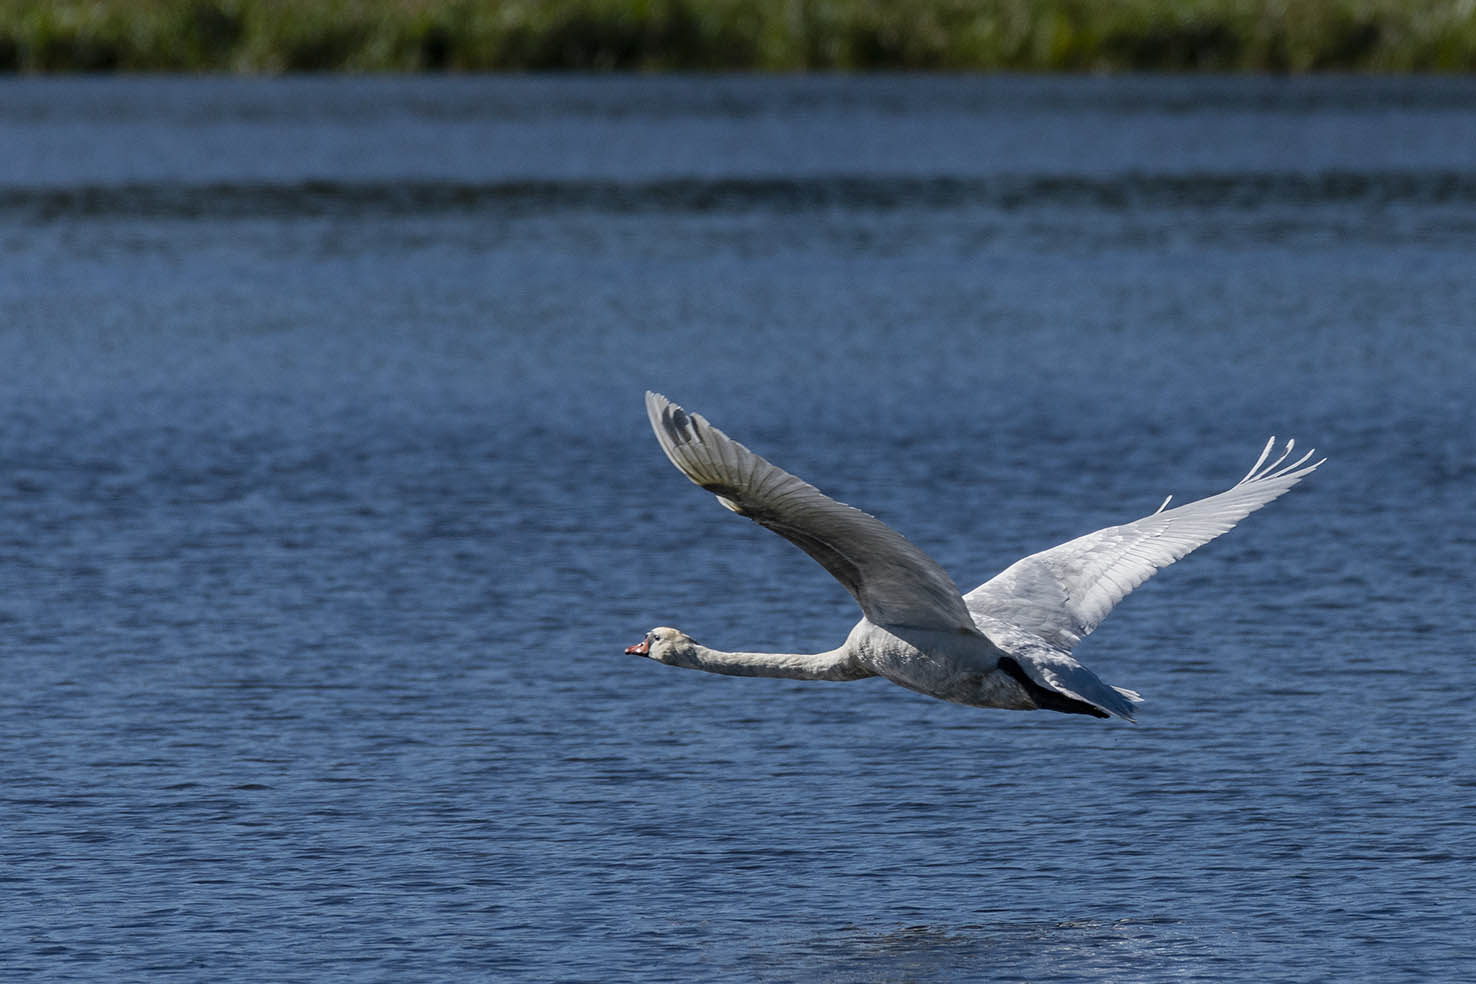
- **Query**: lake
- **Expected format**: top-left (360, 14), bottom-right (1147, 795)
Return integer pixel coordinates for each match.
top-left (1, 75), bottom-right (1474, 982)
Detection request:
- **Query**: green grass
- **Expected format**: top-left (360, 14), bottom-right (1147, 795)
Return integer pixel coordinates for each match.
top-left (3, 0), bottom-right (1475, 72)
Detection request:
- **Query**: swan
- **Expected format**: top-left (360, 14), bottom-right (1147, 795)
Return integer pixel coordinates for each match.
top-left (626, 392), bottom-right (1323, 721)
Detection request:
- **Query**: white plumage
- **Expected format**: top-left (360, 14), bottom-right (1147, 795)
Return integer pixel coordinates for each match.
top-left (966, 436), bottom-right (1322, 653)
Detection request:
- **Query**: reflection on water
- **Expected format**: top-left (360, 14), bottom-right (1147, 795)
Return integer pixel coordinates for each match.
top-left (767, 918), bottom-right (1228, 983)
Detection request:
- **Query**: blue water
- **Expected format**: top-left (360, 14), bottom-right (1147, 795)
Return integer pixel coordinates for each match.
top-left (2, 75), bottom-right (1474, 982)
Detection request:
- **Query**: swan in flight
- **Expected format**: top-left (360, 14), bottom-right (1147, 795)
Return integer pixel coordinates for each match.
top-left (626, 392), bottom-right (1322, 721)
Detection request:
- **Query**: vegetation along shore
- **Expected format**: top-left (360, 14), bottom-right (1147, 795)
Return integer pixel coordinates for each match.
top-left (3, 0), bottom-right (1475, 72)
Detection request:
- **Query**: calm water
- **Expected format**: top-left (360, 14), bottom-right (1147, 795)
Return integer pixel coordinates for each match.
top-left (2, 76), bottom-right (1474, 982)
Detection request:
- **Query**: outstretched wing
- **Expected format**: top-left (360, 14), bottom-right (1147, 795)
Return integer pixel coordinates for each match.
top-left (645, 392), bottom-right (975, 632)
top-left (965, 438), bottom-right (1324, 652)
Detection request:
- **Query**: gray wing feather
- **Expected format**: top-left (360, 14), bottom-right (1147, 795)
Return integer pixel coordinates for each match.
top-left (965, 438), bottom-right (1324, 652)
top-left (645, 392), bottom-right (975, 632)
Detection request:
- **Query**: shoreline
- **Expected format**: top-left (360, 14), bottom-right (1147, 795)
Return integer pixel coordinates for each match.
top-left (3, 0), bottom-right (1475, 74)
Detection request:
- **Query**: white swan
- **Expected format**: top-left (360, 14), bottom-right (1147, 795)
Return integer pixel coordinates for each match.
top-left (626, 392), bottom-right (1323, 721)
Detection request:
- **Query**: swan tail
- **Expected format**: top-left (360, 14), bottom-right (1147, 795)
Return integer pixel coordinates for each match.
top-left (1000, 649), bottom-right (1141, 722)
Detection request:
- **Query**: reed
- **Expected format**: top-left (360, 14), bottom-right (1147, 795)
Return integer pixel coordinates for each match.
top-left (3, 0), bottom-right (1474, 72)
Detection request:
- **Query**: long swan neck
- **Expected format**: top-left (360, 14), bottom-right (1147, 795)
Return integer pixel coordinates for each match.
top-left (683, 642), bottom-right (869, 681)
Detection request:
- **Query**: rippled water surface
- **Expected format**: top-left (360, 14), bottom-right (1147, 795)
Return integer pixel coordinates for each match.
top-left (2, 76), bottom-right (1474, 982)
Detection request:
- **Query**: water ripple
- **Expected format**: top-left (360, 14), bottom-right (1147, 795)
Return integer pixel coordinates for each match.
top-left (5, 170), bottom-right (1476, 221)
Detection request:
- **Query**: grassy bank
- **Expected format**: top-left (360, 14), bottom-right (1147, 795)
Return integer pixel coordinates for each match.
top-left (3, 0), bottom-right (1475, 73)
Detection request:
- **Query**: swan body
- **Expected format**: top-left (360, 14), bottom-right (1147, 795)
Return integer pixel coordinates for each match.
top-left (627, 392), bottom-right (1323, 721)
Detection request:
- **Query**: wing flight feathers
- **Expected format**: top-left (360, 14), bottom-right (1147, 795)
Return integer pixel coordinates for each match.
top-left (964, 438), bottom-right (1324, 652)
top-left (645, 392), bottom-right (974, 631)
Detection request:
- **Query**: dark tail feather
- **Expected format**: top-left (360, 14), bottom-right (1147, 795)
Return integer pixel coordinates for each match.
top-left (998, 657), bottom-right (1110, 719)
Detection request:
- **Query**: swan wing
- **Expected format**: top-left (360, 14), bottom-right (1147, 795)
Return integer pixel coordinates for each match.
top-left (964, 438), bottom-right (1324, 652)
top-left (645, 392), bottom-right (975, 632)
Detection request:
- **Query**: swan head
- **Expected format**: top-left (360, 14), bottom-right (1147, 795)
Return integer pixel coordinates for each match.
top-left (625, 626), bottom-right (697, 666)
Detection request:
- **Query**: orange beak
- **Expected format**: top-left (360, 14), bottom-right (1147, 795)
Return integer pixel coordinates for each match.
top-left (625, 637), bottom-right (650, 656)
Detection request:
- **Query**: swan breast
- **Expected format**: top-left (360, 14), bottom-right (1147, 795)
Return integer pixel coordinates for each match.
top-left (847, 620), bottom-right (1012, 703)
